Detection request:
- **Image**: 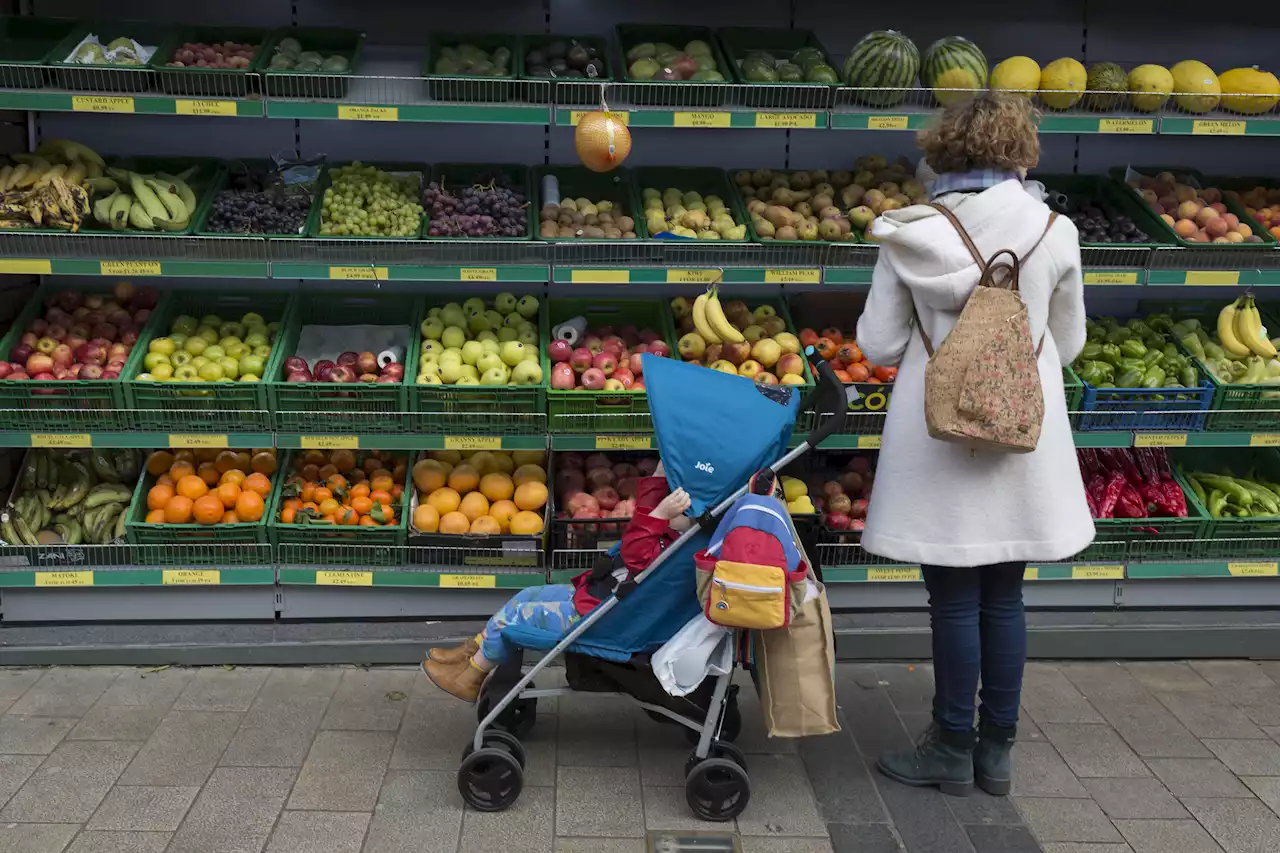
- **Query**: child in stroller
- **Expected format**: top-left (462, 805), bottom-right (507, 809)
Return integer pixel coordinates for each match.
top-left (424, 461), bottom-right (692, 702)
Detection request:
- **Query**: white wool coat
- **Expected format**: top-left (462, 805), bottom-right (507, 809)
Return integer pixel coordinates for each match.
top-left (855, 180), bottom-right (1096, 567)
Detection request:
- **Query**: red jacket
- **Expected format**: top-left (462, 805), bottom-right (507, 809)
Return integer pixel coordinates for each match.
top-left (571, 475), bottom-right (680, 614)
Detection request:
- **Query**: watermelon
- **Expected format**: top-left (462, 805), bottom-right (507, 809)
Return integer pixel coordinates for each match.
top-left (842, 31), bottom-right (920, 107)
top-left (922, 36), bottom-right (988, 106)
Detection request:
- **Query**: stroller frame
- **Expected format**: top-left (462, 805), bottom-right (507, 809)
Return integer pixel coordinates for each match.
top-left (459, 352), bottom-right (848, 821)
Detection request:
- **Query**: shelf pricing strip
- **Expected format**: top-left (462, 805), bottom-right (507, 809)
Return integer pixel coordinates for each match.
top-left (666, 269), bottom-right (721, 283)
top-left (1134, 433), bottom-right (1187, 447)
top-left (857, 436), bottom-right (882, 449)
top-left (440, 573), bottom-right (497, 588)
top-left (1229, 561), bottom-right (1279, 576)
top-left (595, 435), bottom-right (652, 450)
top-left (1098, 118), bottom-right (1154, 134)
top-left (35, 570), bottom-right (93, 586)
top-left (569, 110), bottom-right (629, 126)
top-left (31, 433), bottom-right (91, 448)
top-left (570, 269), bottom-right (629, 284)
top-left (460, 268), bottom-right (496, 281)
top-left (866, 115), bottom-right (910, 130)
top-left (71, 96), bottom-right (134, 113)
top-left (1024, 567), bottom-right (1039, 580)
top-left (163, 569), bottom-right (220, 585)
top-left (1251, 434), bottom-right (1280, 446)
top-left (755, 112), bottom-right (817, 128)
top-left (100, 261), bottom-right (160, 276)
top-left (443, 436), bottom-right (501, 451)
top-left (764, 269), bottom-right (821, 284)
top-left (1072, 564), bottom-right (1125, 579)
top-left (316, 570), bottom-right (372, 586)
top-left (329, 266), bottom-right (388, 281)
top-left (176, 99), bottom-right (238, 116)
top-left (1184, 270), bottom-right (1241, 285)
top-left (1084, 272), bottom-right (1140, 285)
top-left (866, 567), bottom-right (921, 582)
top-left (1192, 120), bottom-right (1247, 135)
top-left (300, 435), bottom-right (359, 449)
top-left (0, 259), bottom-right (52, 275)
top-left (673, 112), bottom-right (731, 128)
top-left (337, 105), bottom-right (399, 121)
top-left (168, 434), bottom-right (228, 448)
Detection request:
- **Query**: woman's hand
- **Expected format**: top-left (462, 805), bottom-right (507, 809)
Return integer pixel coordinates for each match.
top-left (650, 487), bottom-right (690, 521)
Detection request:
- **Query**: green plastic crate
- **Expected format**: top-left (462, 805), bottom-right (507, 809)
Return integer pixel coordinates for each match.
top-left (422, 32), bottom-right (522, 103)
top-left (83, 156), bottom-right (221, 237)
top-left (0, 16), bottom-right (81, 89)
top-left (544, 298), bottom-right (678, 434)
top-left (1108, 166), bottom-right (1278, 248)
top-left (0, 281), bottom-right (168, 432)
top-left (615, 24), bottom-right (734, 107)
top-left (147, 25), bottom-right (272, 98)
top-left (1176, 447), bottom-right (1280, 558)
top-left (534, 165), bottom-right (648, 241)
top-left (631, 166), bottom-right (752, 241)
top-left (192, 158), bottom-right (325, 239)
top-left (423, 163), bottom-right (533, 241)
top-left (1064, 364), bottom-right (1083, 430)
top-left (1203, 175), bottom-right (1280, 243)
top-left (261, 27), bottom-right (365, 100)
top-left (1090, 466), bottom-right (1208, 560)
top-left (731, 167), bottom-right (862, 246)
top-left (1037, 173), bottom-right (1172, 249)
top-left (123, 455), bottom-right (277, 566)
top-left (406, 293), bottom-right (547, 435)
top-left (47, 21), bottom-right (173, 93)
top-left (716, 26), bottom-right (838, 108)
top-left (268, 293), bottom-right (420, 435)
top-left (266, 449), bottom-right (410, 565)
top-left (125, 291), bottom-right (296, 433)
top-left (308, 161), bottom-right (426, 239)
top-left (521, 34), bottom-right (614, 105)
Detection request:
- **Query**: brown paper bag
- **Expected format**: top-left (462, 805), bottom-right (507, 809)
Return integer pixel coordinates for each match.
top-left (753, 581), bottom-right (840, 738)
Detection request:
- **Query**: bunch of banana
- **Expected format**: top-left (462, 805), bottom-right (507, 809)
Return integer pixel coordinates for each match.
top-left (1219, 295), bottom-right (1277, 359)
top-left (0, 139), bottom-right (104, 232)
top-left (91, 166), bottom-right (199, 232)
top-left (2, 449), bottom-right (136, 546)
top-left (691, 285), bottom-right (744, 345)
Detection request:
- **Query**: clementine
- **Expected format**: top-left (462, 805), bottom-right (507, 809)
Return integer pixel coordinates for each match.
top-left (176, 475), bottom-right (209, 501)
top-left (163, 495), bottom-right (194, 524)
top-left (193, 494), bottom-right (224, 525)
top-left (243, 473), bottom-right (271, 497)
top-left (234, 490), bottom-right (265, 522)
top-left (147, 483), bottom-right (175, 511)
top-left (215, 482), bottom-right (241, 510)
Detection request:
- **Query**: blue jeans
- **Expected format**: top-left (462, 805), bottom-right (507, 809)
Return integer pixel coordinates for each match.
top-left (481, 584), bottom-right (581, 666)
top-left (921, 562), bottom-right (1027, 732)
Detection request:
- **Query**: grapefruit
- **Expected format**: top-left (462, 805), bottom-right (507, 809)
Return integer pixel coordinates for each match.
top-left (510, 510), bottom-right (544, 535)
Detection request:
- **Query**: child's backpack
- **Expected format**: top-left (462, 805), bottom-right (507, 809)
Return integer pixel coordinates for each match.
top-left (694, 471), bottom-right (810, 630)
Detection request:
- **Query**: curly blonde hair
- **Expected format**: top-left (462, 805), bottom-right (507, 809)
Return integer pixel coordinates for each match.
top-left (917, 92), bottom-right (1040, 175)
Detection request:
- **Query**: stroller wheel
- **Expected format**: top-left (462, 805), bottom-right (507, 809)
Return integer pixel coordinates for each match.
top-left (477, 679), bottom-right (537, 739)
top-left (685, 757), bottom-right (750, 822)
top-left (462, 728), bottom-right (527, 769)
top-left (458, 747), bottom-right (524, 812)
top-left (686, 740), bottom-right (748, 777)
top-left (685, 685), bottom-right (741, 745)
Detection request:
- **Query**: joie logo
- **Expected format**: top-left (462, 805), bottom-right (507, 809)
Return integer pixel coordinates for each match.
top-left (695, 461), bottom-right (715, 474)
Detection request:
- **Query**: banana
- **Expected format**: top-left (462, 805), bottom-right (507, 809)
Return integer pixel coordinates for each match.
top-left (0, 164), bottom-right (13, 191)
top-left (113, 508), bottom-right (126, 542)
top-left (9, 164), bottom-right (30, 189)
top-left (128, 199), bottom-right (154, 231)
top-left (153, 215), bottom-right (189, 232)
top-left (35, 452), bottom-right (49, 490)
top-left (84, 159), bottom-right (102, 179)
top-left (84, 176), bottom-right (118, 195)
top-left (154, 173), bottom-right (197, 217)
top-left (54, 518), bottom-right (82, 546)
top-left (36, 139), bottom-right (104, 169)
top-left (34, 163), bottom-right (67, 188)
top-left (1218, 297), bottom-right (1253, 358)
top-left (21, 452), bottom-right (38, 491)
top-left (64, 160), bottom-right (86, 187)
top-left (145, 179), bottom-right (186, 221)
top-left (691, 292), bottom-right (721, 345)
top-left (703, 287), bottom-right (745, 344)
top-left (128, 171), bottom-right (168, 221)
top-left (108, 192), bottom-right (132, 230)
top-left (90, 451), bottom-right (119, 483)
top-left (84, 484), bottom-right (131, 508)
top-left (11, 513), bottom-right (39, 546)
top-left (1238, 295), bottom-right (1278, 358)
top-left (92, 191), bottom-right (118, 227)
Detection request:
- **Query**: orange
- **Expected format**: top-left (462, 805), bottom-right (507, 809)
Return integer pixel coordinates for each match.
top-left (478, 472), bottom-right (514, 503)
top-left (145, 508), bottom-right (165, 524)
top-left (283, 497), bottom-right (302, 512)
top-left (426, 487), bottom-right (461, 515)
top-left (349, 482), bottom-right (370, 500)
top-left (174, 450), bottom-right (195, 465)
top-left (391, 484), bottom-right (404, 501)
top-left (351, 496), bottom-right (374, 516)
top-left (458, 491), bottom-right (489, 523)
top-left (214, 450), bottom-right (241, 474)
top-left (177, 475), bottom-right (209, 501)
top-left (169, 461), bottom-right (195, 482)
top-left (243, 473), bottom-right (271, 497)
top-left (326, 474), bottom-right (348, 492)
top-left (222, 511), bottom-right (240, 523)
top-left (359, 515), bottom-right (379, 526)
top-left (509, 510), bottom-right (544, 535)
top-left (220, 469), bottom-right (246, 487)
top-left (470, 515), bottom-right (502, 535)
top-left (370, 474), bottom-right (394, 494)
top-left (280, 506), bottom-right (297, 524)
top-left (234, 490), bottom-right (265, 522)
top-left (413, 504), bottom-right (440, 533)
top-left (146, 451), bottom-right (174, 476)
top-left (250, 452), bottom-right (277, 475)
top-left (215, 482), bottom-right (241, 509)
top-left (331, 449), bottom-right (356, 472)
top-left (512, 464), bottom-right (547, 486)
top-left (438, 511), bottom-right (471, 535)
top-left (336, 507), bottom-right (359, 526)
top-left (369, 489), bottom-right (393, 507)
top-left (447, 464), bottom-right (479, 495)
top-left (193, 494), bottom-right (224, 525)
top-left (489, 499), bottom-right (518, 531)
top-left (312, 486), bottom-right (333, 504)
top-left (164, 495), bottom-right (194, 524)
top-left (391, 462), bottom-right (407, 484)
top-left (147, 483), bottom-right (175, 511)
top-left (412, 459), bottom-right (448, 494)
top-left (157, 474), bottom-right (174, 487)
top-left (374, 505), bottom-right (395, 525)
top-left (317, 498), bottom-right (340, 516)
top-left (514, 481), bottom-right (548, 511)
top-left (197, 462), bottom-right (220, 487)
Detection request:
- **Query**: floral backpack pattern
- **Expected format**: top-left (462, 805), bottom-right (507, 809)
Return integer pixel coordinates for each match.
top-left (910, 203), bottom-right (1057, 454)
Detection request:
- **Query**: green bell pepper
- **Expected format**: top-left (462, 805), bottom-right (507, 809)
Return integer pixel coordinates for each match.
top-left (1120, 339), bottom-right (1148, 359)
top-left (1141, 365), bottom-right (1167, 388)
top-left (1179, 366), bottom-right (1198, 387)
top-left (1143, 349), bottom-right (1165, 367)
top-left (1126, 319), bottom-right (1154, 337)
top-left (1080, 342), bottom-right (1103, 360)
top-left (1106, 327), bottom-right (1133, 345)
top-left (1116, 368), bottom-right (1144, 388)
top-left (1100, 343), bottom-right (1123, 366)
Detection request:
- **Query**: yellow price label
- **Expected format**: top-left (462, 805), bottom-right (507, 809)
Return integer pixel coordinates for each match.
top-left (337, 105), bottom-right (399, 121)
top-left (35, 571), bottom-right (93, 587)
top-left (569, 110), bottom-right (629, 126)
top-left (72, 95), bottom-right (134, 113)
top-left (1251, 434), bottom-right (1280, 446)
top-left (755, 112), bottom-right (817, 128)
top-left (764, 269), bottom-right (821, 284)
top-left (1084, 272), bottom-right (1139, 284)
top-left (316, 570), bottom-right (373, 586)
top-left (673, 112), bottom-right (731, 128)
top-left (460, 268), bottom-right (497, 281)
top-left (666, 269), bottom-right (721, 284)
top-left (329, 266), bottom-right (388, 281)
top-left (1192, 120), bottom-right (1247, 135)
top-left (175, 99), bottom-right (238, 116)
top-left (31, 433), bottom-right (91, 448)
top-left (857, 435), bottom-right (882, 449)
top-left (569, 269), bottom-right (629, 284)
top-left (1184, 270), bottom-right (1241, 285)
top-left (440, 573), bottom-right (497, 588)
top-left (463, 555), bottom-right (539, 566)
top-left (163, 569), bottom-right (220, 585)
top-left (1229, 561), bottom-right (1279, 576)
top-left (867, 567), bottom-right (921, 582)
top-left (1072, 564), bottom-right (1125, 580)
top-left (867, 115), bottom-right (909, 130)
top-left (595, 435), bottom-right (651, 450)
top-left (1098, 118), bottom-right (1154, 134)
top-left (0, 259), bottom-right (51, 275)
top-left (1134, 433), bottom-right (1187, 447)
top-left (443, 436), bottom-right (501, 451)
top-left (299, 435), bottom-right (359, 449)
top-left (1024, 567), bottom-right (1040, 581)
top-left (99, 261), bottom-right (160, 276)
top-left (168, 434), bottom-right (228, 448)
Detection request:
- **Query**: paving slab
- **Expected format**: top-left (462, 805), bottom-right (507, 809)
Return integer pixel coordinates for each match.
top-left (95, 668), bottom-right (191, 707)
top-left (0, 822), bottom-right (81, 853)
top-left (1241, 775), bottom-right (1280, 818)
top-left (85, 784), bottom-right (199, 831)
top-left (66, 832), bottom-right (172, 853)
top-left (1123, 662), bottom-right (1212, 693)
top-left (869, 758), bottom-right (976, 852)
top-left (1154, 692), bottom-right (1265, 739)
top-left (965, 824), bottom-right (1044, 852)
top-left (1182, 797), bottom-right (1280, 853)
top-left (1089, 698), bottom-right (1213, 759)
top-left (116, 710), bottom-right (241, 787)
top-left (287, 729), bottom-right (394, 811)
top-left (0, 753), bottom-right (44, 809)
top-left (554, 839), bottom-right (645, 853)
top-left (1, 739), bottom-right (139, 823)
top-left (1040, 723), bottom-right (1150, 778)
top-left (0, 715), bottom-right (76, 754)
top-left (1080, 778), bottom-right (1189, 819)
top-left (1020, 664), bottom-right (1104, 725)
top-left (823, 824), bottom-right (900, 852)
top-left (1113, 820), bottom-right (1224, 853)
top-left (320, 669), bottom-right (414, 731)
top-left (361, 770), bottom-right (463, 853)
top-left (1014, 798), bottom-right (1122, 844)
top-left (1011, 742), bottom-right (1089, 798)
top-left (555, 693), bottom-right (637, 767)
top-left (946, 788), bottom-right (1025, 826)
top-left (555, 765), bottom-right (644, 838)
top-left (1040, 845), bottom-right (1134, 853)
top-left (172, 666), bottom-right (270, 712)
top-left (1189, 661), bottom-right (1275, 690)
top-left (0, 669), bottom-right (43, 706)
top-left (735, 754), bottom-right (828, 838)
top-left (460, 785), bottom-right (555, 853)
top-left (219, 686), bottom-right (330, 769)
top-left (1204, 737), bottom-right (1280, 775)
top-left (67, 703), bottom-right (169, 742)
top-left (265, 810), bottom-right (371, 853)
top-left (799, 727), bottom-right (893, 826)
top-left (6, 668), bottom-right (121, 717)
top-left (1145, 757), bottom-right (1255, 798)
top-left (167, 766), bottom-right (296, 853)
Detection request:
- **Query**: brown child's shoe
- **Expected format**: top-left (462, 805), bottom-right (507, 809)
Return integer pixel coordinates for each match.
top-left (427, 637), bottom-right (480, 665)
top-left (424, 657), bottom-right (487, 703)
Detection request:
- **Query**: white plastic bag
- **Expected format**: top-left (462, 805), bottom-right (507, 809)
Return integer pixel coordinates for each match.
top-left (652, 614), bottom-right (732, 697)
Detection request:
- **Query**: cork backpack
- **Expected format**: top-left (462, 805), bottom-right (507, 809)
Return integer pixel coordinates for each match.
top-left (910, 204), bottom-right (1057, 454)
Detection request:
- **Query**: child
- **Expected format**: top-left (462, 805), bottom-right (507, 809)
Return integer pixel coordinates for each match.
top-left (424, 461), bottom-right (692, 702)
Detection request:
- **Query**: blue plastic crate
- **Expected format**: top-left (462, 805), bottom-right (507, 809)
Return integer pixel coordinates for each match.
top-left (1077, 380), bottom-right (1214, 432)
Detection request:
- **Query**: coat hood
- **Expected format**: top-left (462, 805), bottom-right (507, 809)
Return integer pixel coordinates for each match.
top-left (871, 180), bottom-right (1054, 312)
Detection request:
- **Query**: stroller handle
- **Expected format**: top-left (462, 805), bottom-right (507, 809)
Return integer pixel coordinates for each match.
top-left (799, 347), bottom-right (849, 448)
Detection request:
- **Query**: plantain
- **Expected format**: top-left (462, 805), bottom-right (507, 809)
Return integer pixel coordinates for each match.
top-left (8, 163), bottom-right (31, 189)
top-left (54, 517), bottom-right (82, 546)
top-left (0, 164), bottom-right (13, 191)
top-left (64, 160), bottom-right (86, 187)
top-left (34, 163), bottom-right (67, 188)
top-left (92, 191), bottom-right (118, 227)
top-left (11, 512), bottom-right (39, 546)
top-left (128, 171), bottom-right (168, 221)
top-left (35, 451), bottom-right (49, 490)
top-left (84, 483), bottom-right (132, 508)
top-left (21, 451), bottom-right (39, 491)
top-left (90, 450), bottom-right (120, 483)
top-left (108, 192), bottom-right (132, 230)
top-left (113, 507), bottom-right (126, 541)
top-left (84, 176), bottom-right (119, 195)
top-left (145, 178), bottom-right (186, 220)
top-left (1, 514), bottom-right (19, 546)
top-left (128, 199), bottom-right (154, 231)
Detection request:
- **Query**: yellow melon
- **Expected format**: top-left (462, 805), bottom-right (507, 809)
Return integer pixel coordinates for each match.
top-left (1220, 67), bottom-right (1280, 115)
top-left (1039, 57), bottom-right (1086, 109)
top-left (990, 56), bottom-right (1041, 98)
top-left (1171, 60), bottom-right (1221, 114)
top-left (1128, 64), bottom-right (1173, 112)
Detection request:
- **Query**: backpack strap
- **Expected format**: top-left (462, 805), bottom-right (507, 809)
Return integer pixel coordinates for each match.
top-left (910, 207), bottom-right (1058, 357)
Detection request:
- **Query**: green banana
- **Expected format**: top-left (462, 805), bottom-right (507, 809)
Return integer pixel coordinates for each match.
top-left (145, 178), bottom-right (187, 221)
top-left (92, 190), bottom-right (118, 227)
top-left (113, 508), bottom-right (126, 542)
top-left (11, 513), bottom-right (40, 546)
top-left (2, 515), bottom-right (19, 546)
top-left (128, 199), bottom-right (154, 231)
top-left (128, 171), bottom-right (167, 221)
top-left (35, 452), bottom-right (49, 489)
top-left (153, 214), bottom-right (189, 232)
top-left (84, 176), bottom-right (119, 194)
top-left (21, 452), bottom-right (38, 491)
top-left (53, 462), bottom-right (90, 510)
top-left (54, 517), bottom-right (82, 546)
top-left (84, 484), bottom-right (131, 508)
top-left (108, 192), bottom-right (131, 230)
top-left (90, 451), bottom-right (120, 483)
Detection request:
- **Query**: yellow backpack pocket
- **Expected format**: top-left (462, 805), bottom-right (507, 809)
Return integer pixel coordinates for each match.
top-left (697, 559), bottom-right (789, 630)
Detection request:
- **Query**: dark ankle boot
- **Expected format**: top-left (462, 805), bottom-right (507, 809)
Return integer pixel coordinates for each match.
top-left (974, 719), bottom-right (1016, 796)
top-left (876, 721), bottom-right (975, 797)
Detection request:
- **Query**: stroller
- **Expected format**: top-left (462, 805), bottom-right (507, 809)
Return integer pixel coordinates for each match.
top-left (456, 350), bottom-right (847, 821)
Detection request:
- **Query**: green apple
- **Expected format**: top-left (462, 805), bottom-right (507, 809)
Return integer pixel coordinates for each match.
top-left (171, 351), bottom-right (193, 367)
top-left (476, 330), bottom-right (498, 344)
top-left (418, 373), bottom-right (443, 385)
top-left (516, 294), bottom-right (539, 318)
top-left (455, 375), bottom-right (480, 386)
top-left (461, 340), bottom-right (485, 366)
top-left (217, 357), bottom-right (240, 379)
top-left (219, 322), bottom-right (245, 340)
top-left (494, 292), bottom-right (517, 314)
top-left (226, 344), bottom-right (248, 359)
top-left (480, 366), bottom-right (510, 386)
top-left (441, 326), bottom-right (467, 350)
top-left (521, 345), bottom-right (539, 363)
top-left (136, 372), bottom-right (154, 382)
top-left (440, 307), bottom-right (466, 329)
top-left (517, 325), bottom-right (538, 346)
top-left (440, 360), bottom-right (464, 383)
top-left (252, 344), bottom-right (271, 358)
top-left (427, 307), bottom-right (442, 319)
top-left (144, 352), bottom-right (170, 370)
top-left (500, 341), bottom-right (526, 367)
top-left (484, 310), bottom-right (503, 330)
top-left (241, 312), bottom-right (264, 326)
top-left (480, 339), bottom-right (500, 355)
top-left (203, 345), bottom-right (226, 361)
top-left (174, 364), bottom-right (199, 381)
top-left (197, 326), bottom-right (219, 345)
top-left (244, 332), bottom-right (269, 349)
top-left (151, 363), bottom-right (174, 381)
top-left (497, 326), bottom-right (519, 343)
top-left (240, 374), bottom-right (260, 383)
top-left (239, 354), bottom-right (265, 377)
top-left (148, 337), bottom-right (176, 356)
top-left (191, 356), bottom-right (209, 370)
top-left (420, 340), bottom-right (443, 358)
top-left (477, 352), bottom-right (505, 374)
top-left (511, 360), bottom-right (542, 385)
top-left (503, 312), bottom-right (523, 327)
top-left (266, 321), bottom-right (280, 334)
top-left (171, 315), bottom-right (198, 336)
top-left (419, 361), bottom-right (441, 380)
top-left (420, 317), bottom-right (444, 340)
top-left (467, 312), bottom-right (491, 335)
top-left (169, 333), bottom-right (188, 349)
top-left (183, 337), bottom-right (207, 356)
top-left (198, 362), bottom-right (225, 382)
top-left (462, 297), bottom-right (486, 316)
top-left (440, 348), bottom-right (463, 364)
top-left (459, 364), bottom-right (479, 381)
top-left (218, 336), bottom-right (242, 350)
top-left (199, 314), bottom-right (224, 330)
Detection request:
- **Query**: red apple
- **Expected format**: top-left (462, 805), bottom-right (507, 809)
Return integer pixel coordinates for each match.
top-left (850, 499), bottom-right (869, 519)
top-left (76, 343), bottom-right (101, 363)
top-left (556, 468), bottom-right (586, 495)
top-left (356, 351), bottom-right (379, 375)
top-left (581, 367), bottom-right (606, 390)
top-left (53, 291), bottom-right (82, 312)
top-left (88, 337), bottom-right (111, 351)
top-left (586, 467), bottom-right (615, 490)
top-left (27, 318), bottom-right (47, 336)
top-left (133, 308), bottom-right (151, 325)
top-left (105, 358), bottom-right (126, 373)
top-left (9, 344), bottom-right (32, 364)
top-left (102, 369), bottom-right (119, 380)
top-left (550, 363), bottom-right (576, 390)
top-left (329, 365), bottom-right (356, 383)
top-left (314, 360), bottom-right (336, 381)
top-left (107, 343), bottom-right (130, 362)
top-left (50, 344), bottom-right (73, 368)
top-left (381, 363), bottom-right (405, 381)
top-left (78, 364), bottom-right (103, 380)
top-left (287, 370), bottom-right (312, 382)
top-left (375, 374), bottom-right (400, 383)
top-left (26, 353), bottom-right (53, 374)
top-left (592, 352), bottom-right (617, 376)
top-left (559, 453), bottom-right (584, 470)
top-left (569, 348), bottom-right (593, 373)
top-left (0, 362), bottom-right (13, 379)
top-left (604, 378), bottom-right (625, 391)
top-left (647, 340), bottom-right (671, 359)
top-left (358, 372), bottom-right (379, 383)
top-left (613, 367), bottom-right (634, 389)
top-left (825, 511), bottom-right (851, 530)
top-left (848, 456), bottom-right (871, 475)
top-left (19, 332), bottom-right (37, 349)
top-left (133, 287), bottom-right (159, 309)
top-left (567, 492), bottom-right (600, 515)
top-left (284, 356), bottom-right (308, 373)
top-left (84, 294), bottom-right (104, 310)
top-left (631, 377), bottom-right (645, 391)
top-left (119, 329), bottom-right (139, 347)
top-left (89, 323), bottom-right (116, 342)
top-left (548, 339), bottom-right (573, 363)
top-left (828, 494), bottom-right (852, 515)
top-left (70, 306), bottom-right (89, 321)
top-left (627, 353), bottom-right (644, 376)
top-left (64, 335), bottom-right (87, 355)
top-left (600, 336), bottom-right (625, 355)
top-left (337, 351), bottom-right (359, 366)
top-left (8, 370), bottom-right (27, 380)
top-left (31, 371), bottom-right (55, 381)
top-left (593, 486), bottom-right (620, 511)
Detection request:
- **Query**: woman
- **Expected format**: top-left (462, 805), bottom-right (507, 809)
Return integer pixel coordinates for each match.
top-left (856, 92), bottom-right (1094, 798)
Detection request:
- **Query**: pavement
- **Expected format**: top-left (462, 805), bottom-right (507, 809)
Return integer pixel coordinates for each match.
top-left (1, 661), bottom-right (1279, 853)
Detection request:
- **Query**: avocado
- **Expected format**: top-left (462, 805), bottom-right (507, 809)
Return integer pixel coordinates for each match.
top-left (777, 62), bottom-right (803, 82)
top-left (744, 63), bottom-right (779, 83)
top-left (526, 49), bottom-right (546, 67)
top-left (297, 50), bottom-right (323, 64)
top-left (468, 60), bottom-right (495, 76)
top-left (567, 44), bottom-right (590, 69)
top-left (656, 49), bottom-right (681, 67)
top-left (806, 64), bottom-right (839, 84)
